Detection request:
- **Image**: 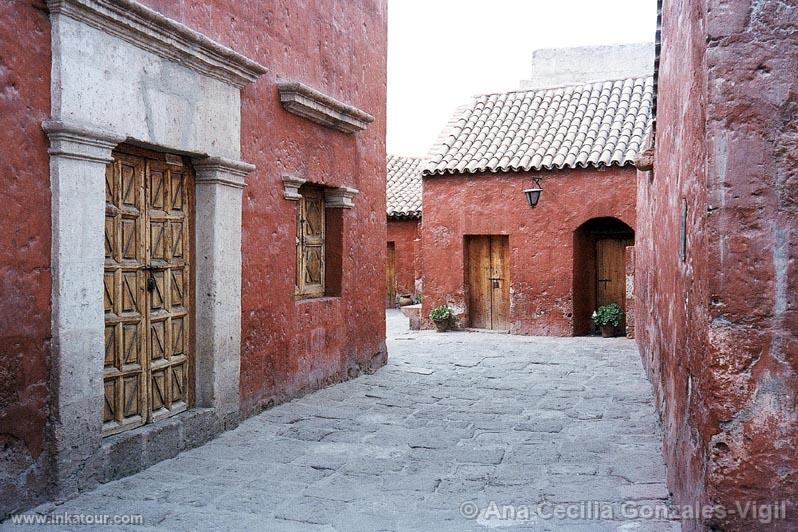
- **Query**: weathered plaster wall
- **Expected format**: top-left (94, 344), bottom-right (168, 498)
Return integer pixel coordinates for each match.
top-left (136, 0), bottom-right (389, 415)
top-left (0, 0), bottom-right (52, 518)
top-left (421, 167), bottom-right (636, 335)
top-left (636, 0), bottom-right (798, 529)
top-left (387, 219), bottom-right (421, 298)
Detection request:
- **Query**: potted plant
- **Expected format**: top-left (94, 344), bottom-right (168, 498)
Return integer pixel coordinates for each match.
top-left (592, 303), bottom-right (624, 338)
top-left (429, 305), bottom-right (452, 332)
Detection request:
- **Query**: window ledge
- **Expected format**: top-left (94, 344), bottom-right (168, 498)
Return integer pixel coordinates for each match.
top-left (295, 296), bottom-right (341, 304)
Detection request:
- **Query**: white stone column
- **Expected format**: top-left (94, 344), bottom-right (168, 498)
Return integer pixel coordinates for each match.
top-left (43, 119), bottom-right (124, 496)
top-left (192, 157), bottom-right (254, 428)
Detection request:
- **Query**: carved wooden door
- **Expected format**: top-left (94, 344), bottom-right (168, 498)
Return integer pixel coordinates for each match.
top-left (103, 148), bottom-right (192, 436)
top-left (466, 235), bottom-right (510, 330)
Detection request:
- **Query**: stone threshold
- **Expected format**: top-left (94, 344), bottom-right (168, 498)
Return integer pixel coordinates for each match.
top-left (101, 408), bottom-right (228, 485)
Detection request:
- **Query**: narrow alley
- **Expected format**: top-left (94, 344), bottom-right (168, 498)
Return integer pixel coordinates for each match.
top-left (9, 311), bottom-right (675, 531)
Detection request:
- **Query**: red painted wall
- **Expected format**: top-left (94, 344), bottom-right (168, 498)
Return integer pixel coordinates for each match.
top-left (387, 219), bottom-right (421, 299)
top-left (0, 0), bottom-right (52, 517)
top-left (636, 0), bottom-right (798, 529)
top-left (0, 0), bottom-right (386, 517)
top-left (421, 167), bottom-right (636, 335)
top-left (136, 0), bottom-right (388, 415)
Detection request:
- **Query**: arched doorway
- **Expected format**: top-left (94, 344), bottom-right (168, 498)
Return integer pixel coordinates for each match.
top-left (573, 217), bottom-right (634, 335)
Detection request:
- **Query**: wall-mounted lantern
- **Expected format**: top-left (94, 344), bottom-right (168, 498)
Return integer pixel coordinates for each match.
top-left (523, 177), bottom-right (543, 208)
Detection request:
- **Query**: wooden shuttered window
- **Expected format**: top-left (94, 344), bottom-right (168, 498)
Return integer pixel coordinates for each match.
top-left (296, 186), bottom-right (325, 298)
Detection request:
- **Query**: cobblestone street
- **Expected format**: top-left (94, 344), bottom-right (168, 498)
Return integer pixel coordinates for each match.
top-left (9, 311), bottom-right (676, 531)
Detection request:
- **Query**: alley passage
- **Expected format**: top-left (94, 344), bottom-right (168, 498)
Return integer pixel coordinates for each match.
top-left (10, 311), bottom-right (676, 531)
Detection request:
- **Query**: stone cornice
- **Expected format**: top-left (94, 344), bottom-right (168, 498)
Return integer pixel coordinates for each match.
top-left (325, 186), bottom-right (359, 208)
top-left (46, 0), bottom-right (267, 88)
top-left (193, 157), bottom-right (256, 189)
top-left (282, 175), bottom-right (306, 200)
top-left (277, 82), bottom-right (374, 134)
top-left (42, 119), bottom-right (125, 163)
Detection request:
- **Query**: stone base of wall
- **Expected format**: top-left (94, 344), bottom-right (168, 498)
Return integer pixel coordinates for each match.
top-left (100, 408), bottom-right (230, 486)
top-left (249, 344), bottom-right (389, 416)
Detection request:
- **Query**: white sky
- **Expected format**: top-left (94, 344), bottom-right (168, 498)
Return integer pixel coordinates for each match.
top-left (387, 0), bottom-right (658, 156)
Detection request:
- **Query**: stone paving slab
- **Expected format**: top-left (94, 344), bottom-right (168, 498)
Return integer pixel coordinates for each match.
top-left (4, 311), bottom-right (679, 531)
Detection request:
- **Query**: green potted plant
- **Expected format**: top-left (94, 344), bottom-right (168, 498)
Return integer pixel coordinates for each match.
top-left (592, 303), bottom-right (624, 338)
top-left (429, 305), bottom-right (452, 332)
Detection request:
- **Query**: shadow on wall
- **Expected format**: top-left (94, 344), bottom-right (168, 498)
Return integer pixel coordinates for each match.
top-left (573, 217), bottom-right (634, 335)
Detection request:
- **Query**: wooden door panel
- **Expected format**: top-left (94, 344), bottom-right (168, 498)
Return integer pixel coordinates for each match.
top-left (145, 159), bottom-right (191, 422)
top-left (490, 236), bottom-right (510, 330)
top-left (296, 187), bottom-right (325, 298)
top-left (103, 155), bottom-right (147, 436)
top-left (596, 239), bottom-right (628, 309)
top-left (103, 150), bottom-right (192, 437)
top-left (467, 236), bottom-right (492, 329)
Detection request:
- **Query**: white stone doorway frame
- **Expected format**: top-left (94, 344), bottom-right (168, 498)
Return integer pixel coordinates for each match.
top-left (43, 0), bottom-right (265, 498)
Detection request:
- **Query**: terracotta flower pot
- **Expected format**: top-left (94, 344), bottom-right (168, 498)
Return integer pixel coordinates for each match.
top-left (433, 319), bottom-right (449, 332)
top-left (398, 294), bottom-right (414, 307)
top-left (600, 325), bottom-right (616, 338)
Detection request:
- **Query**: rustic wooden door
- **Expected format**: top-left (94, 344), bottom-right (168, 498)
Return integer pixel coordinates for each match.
top-left (596, 238), bottom-right (632, 328)
top-left (103, 148), bottom-right (193, 436)
top-left (466, 235), bottom-right (510, 330)
top-left (386, 242), bottom-right (396, 308)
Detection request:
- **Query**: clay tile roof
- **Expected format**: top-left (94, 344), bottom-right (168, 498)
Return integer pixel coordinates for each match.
top-left (422, 76), bottom-right (654, 176)
top-left (387, 155), bottom-right (423, 219)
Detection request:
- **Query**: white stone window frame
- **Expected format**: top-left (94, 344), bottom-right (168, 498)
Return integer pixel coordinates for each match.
top-left (43, 0), bottom-right (265, 498)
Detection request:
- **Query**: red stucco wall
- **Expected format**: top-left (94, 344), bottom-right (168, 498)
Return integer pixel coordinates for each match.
top-left (0, 0), bottom-right (52, 517)
top-left (387, 219), bottom-right (421, 299)
top-left (136, 0), bottom-right (388, 415)
top-left (636, 0), bottom-right (798, 529)
top-left (421, 167), bottom-right (636, 335)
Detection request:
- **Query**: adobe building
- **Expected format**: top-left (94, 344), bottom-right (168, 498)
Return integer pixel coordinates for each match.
top-left (386, 155), bottom-right (423, 307)
top-left (636, 0), bottom-right (798, 529)
top-left (420, 76), bottom-right (653, 335)
top-left (0, 0), bottom-right (386, 518)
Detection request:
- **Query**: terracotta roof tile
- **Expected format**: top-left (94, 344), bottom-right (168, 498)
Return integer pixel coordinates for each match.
top-left (423, 77), bottom-right (654, 176)
top-left (387, 155), bottom-right (423, 219)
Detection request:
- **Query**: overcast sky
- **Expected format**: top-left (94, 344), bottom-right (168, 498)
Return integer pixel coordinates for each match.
top-left (387, 0), bottom-right (658, 156)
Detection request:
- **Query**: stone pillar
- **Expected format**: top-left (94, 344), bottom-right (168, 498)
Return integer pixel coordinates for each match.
top-left (192, 157), bottom-right (254, 429)
top-left (43, 119), bottom-right (125, 497)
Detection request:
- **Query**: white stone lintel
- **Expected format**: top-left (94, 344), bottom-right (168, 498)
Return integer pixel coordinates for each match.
top-left (277, 81), bottom-right (374, 134)
top-left (282, 175), bottom-right (306, 200)
top-left (325, 186), bottom-right (359, 208)
top-left (46, 0), bottom-right (267, 88)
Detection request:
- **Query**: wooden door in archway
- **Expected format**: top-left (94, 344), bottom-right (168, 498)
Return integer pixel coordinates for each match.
top-left (596, 238), bottom-right (633, 328)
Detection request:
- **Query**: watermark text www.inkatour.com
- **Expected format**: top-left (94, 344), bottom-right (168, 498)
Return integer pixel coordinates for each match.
top-left (459, 500), bottom-right (788, 525)
top-left (9, 512), bottom-right (144, 526)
